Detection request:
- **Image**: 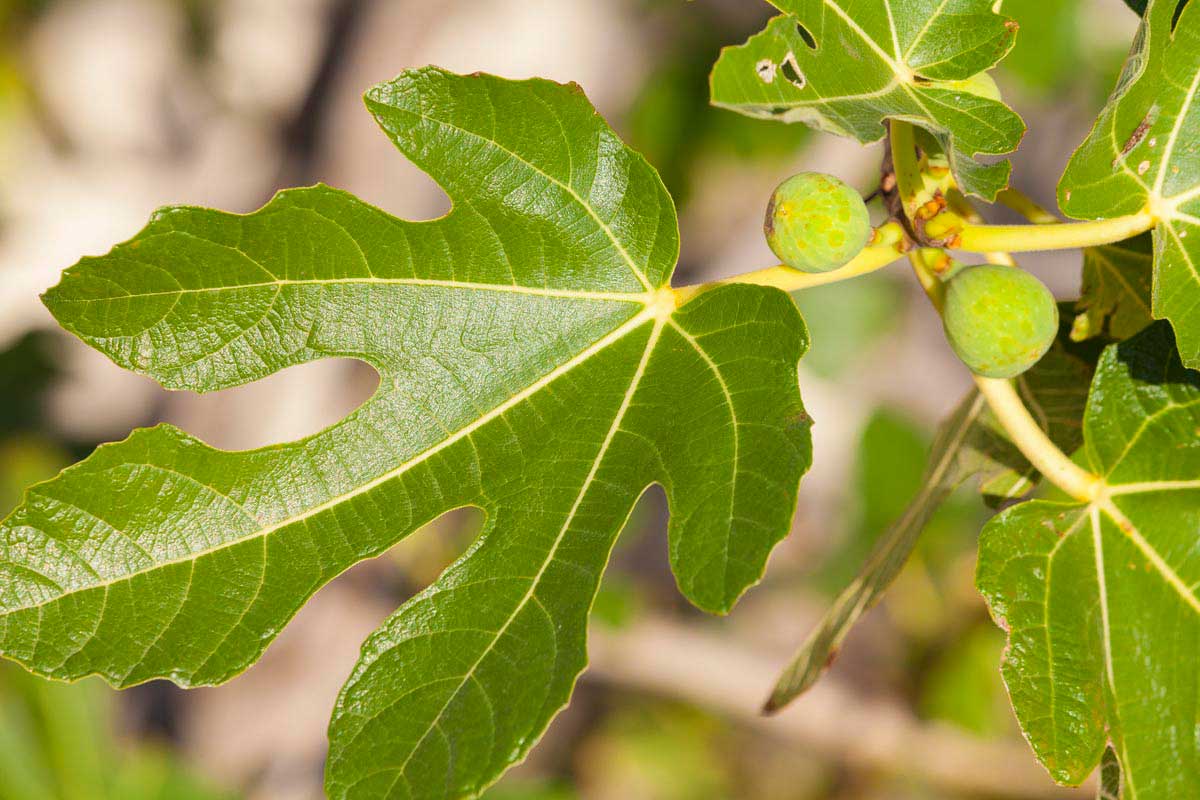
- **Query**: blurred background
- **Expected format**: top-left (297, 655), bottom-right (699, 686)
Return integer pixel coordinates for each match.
top-left (0, 1), bottom-right (1141, 798)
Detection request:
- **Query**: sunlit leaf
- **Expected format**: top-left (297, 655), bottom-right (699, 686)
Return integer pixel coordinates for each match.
top-left (978, 322), bottom-right (1200, 794)
top-left (1058, 0), bottom-right (1200, 367)
top-left (709, 0), bottom-right (1025, 198)
top-left (0, 68), bottom-right (812, 799)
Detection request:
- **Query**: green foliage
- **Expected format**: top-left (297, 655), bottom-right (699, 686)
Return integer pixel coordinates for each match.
top-left (0, 663), bottom-right (232, 800)
top-left (577, 703), bottom-right (733, 800)
top-left (997, 0), bottom-right (1080, 95)
top-left (791, 275), bottom-right (904, 378)
top-left (766, 333), bottom-right (1089, 710)
top-left (977, 309), bottom-right (1097, 502)
top-left (917, 625), bottom-right (1010, 737)
top-left (1071, 234), bottom-right (1154, 343)
top-left (763, 172), bottom-right (870, 272)
top-left (810, 408), bottom-right (928, 596)
top-left (1058, 0), bottom-right (1200, 367)
top-left (624, 4), bottom-right (809, 204)
top-left (978, 323), bottom-right (1200, 794)
top-left (0, 332), bottom-right (59, 439)
top-left (710, 0), bottom-right (1024, 198)
top-left (1, 68), bottom-right (812, 798)
top-left (5, 2), bottom-right (1200, 797)
top-left (941, 264), bottom-right (1059, 378)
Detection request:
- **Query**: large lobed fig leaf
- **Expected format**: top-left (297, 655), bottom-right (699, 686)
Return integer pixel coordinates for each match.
top-left (978, 323), bottom-right (1200, 797)
top-left (0, 68), bottom-right (813, 799)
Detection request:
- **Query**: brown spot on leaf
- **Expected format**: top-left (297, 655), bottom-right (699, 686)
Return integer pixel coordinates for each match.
top-left (1113, 110), bottom-right (1155, 166)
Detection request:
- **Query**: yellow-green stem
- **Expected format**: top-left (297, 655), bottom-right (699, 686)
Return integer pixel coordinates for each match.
top-left (907, 245), bottom-right (1101, 504)
top-left (945, 192), bottom-right (1016, 266)
top-left (994, 188), bottom-right (1059, 224)
top-left (889, 121), bottom-right (925, 220)
top-left (972, 377), bottom-right (1102, 502)
top-left (674, 222), bottom-right (907, 302)
top-left (926, 209), bottom-right (1156, 253)
top-left (907, 251), bottom-right (945, 309)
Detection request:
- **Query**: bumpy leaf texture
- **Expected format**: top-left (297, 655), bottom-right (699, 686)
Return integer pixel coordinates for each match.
top-left (978, 323), bottom-right (1200, 797)
top-left (709, 0), bottom-right (1025, 198)
top-left (0, 68), bottom-right (813, 799)
top-left (1059, 0), bottom-right (1200, 368)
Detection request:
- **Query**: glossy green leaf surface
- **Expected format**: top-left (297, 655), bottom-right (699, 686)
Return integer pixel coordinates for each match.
top-left (0, 68), bottom-right (813, 799)
top-left (1058, 0), bottom-right (1200, 367)
top-left (766, 330), bottom-right (1091, 710)
top-left (1071, 235), bottom-right (1154, 344)
top-left (978, 323), bottom-right (1200, 795)
top-left (709, 0), bottom-right (1025, 198)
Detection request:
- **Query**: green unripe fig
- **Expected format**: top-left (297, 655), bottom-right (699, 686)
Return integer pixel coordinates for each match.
top-left (941, 264), bottom-right (1059, 379)
top-left (764, 172), bottom-right (871, 273)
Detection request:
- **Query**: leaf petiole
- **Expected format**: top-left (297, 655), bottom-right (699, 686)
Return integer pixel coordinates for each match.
top-left (971, 377), bottom-right (1102, 503)
top-left (925, 208), bottom-right (1156, 252)
top-left (890, 120), bottom-right (1105, 504)
top-left (993, 188), bottom-right (1059, 224)
top-left (674, 222), bottom-right (907, 302)
top-left (889, 121), bottom-right (927, 221)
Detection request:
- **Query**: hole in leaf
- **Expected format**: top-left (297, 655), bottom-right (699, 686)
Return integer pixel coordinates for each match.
top-left (780, 52), bottom-right (806, 89)
top-left (795, 23), bottom-right (817, 49)
top-left (1173, 0), bottom-right (1190, 30)
top-left (756, 58), bottom-right (777, 83)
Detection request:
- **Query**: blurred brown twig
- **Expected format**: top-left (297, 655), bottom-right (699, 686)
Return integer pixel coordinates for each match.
top-left (587, 616), bottom-right (1093, 799)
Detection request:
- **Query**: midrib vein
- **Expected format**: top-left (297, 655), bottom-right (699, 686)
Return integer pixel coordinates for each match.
top-left (58, 277), bottom-right (649, 304)
top-left (821, 0), bottom-right (900, 70)
top-left (0, 307), bottom-right (657, 617)
top-left (1153, 63), bottom-right (1200, 196)
top-left (1107, 478), bottom-right (1200, 495)
top-left (382, 318), bottom-right (665, 791)
top-left (1099, 498), bottom-right (1200, 615)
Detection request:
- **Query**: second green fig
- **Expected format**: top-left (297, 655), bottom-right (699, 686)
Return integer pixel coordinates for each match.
top-left (942, 264), bottom-right (1059, 379)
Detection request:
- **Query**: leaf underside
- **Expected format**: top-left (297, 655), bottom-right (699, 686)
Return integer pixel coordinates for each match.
top-left (0, 68), bottom-right (813, 799)
top-left (1058, 0), bottom-right (1200, 368)
top-left (709, 0), bottom-right (1025, 198)
top-left (978, 323), bottom-right (1200, 797)
top-left (1071, 234), bottom-right (1155, 344)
